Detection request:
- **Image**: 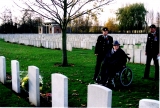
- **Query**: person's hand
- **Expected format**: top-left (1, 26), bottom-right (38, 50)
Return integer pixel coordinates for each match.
top-left (95, 54), bottom-right (98, 56)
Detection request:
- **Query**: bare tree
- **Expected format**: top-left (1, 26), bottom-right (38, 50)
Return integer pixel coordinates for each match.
top-left (0, 9), bottom-right (12, 23)
top-left (149, 9), bottom-right (154, 24)
top-left (0, 9), bottom-right (13, 33)
top-left (156, 12), bottom-right (160, 27)
top-left (145, 10), bottom-right (149, 33)
top-left (14, 0), bottom-right (114, 66)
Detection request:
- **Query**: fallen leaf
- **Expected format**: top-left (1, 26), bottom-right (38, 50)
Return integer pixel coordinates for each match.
top-left (72, 93), bottom-right (79, 96)
top-left (119, 95), bottom-right (124, 98)
top-left (81, 104), bottom-right (86, 107)
top-left (77, 98), bottom-right (81, 101)
top-left (126, 104), bottom-right (133, 106)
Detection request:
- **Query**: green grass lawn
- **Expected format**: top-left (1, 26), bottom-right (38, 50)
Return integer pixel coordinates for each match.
top-left (0, 39), bottom-right (159, 107)
top-left (0, 83), bottom-right (31, 107)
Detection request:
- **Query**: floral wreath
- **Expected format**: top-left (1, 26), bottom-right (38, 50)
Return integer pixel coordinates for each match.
top-left (20, 71), bottom-right (43, 92)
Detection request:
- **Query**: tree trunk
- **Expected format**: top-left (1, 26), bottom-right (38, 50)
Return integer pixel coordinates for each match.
top-left (62, 0), bottom-right (68, 66)
top-left (62, 29), bottom-right (68, 66)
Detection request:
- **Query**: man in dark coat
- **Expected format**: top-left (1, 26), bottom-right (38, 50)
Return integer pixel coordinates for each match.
top-left (143, 24), bottom-right (159, 81)
top-left (100, 40), bottom-right (127, 85)
top-left (93, 27), bottom-right (113, 81)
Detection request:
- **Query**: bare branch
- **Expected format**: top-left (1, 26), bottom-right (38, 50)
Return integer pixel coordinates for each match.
top-left (70, 0), bottom-right (92, 18)
top-left (51, 0), bottom-right (63, 9)
top-left (67, 0), bottom-right (80, 23)
top-left (67, 0), bottom-right (80, 8)
top-left (14, 0), bottom-right (63, 25)
top-left (50, 0), bottom-right (63, 22)
top-left (13, 0), bottom-right (114, 28)
top-left (70, 0), bottom-right (114, 21)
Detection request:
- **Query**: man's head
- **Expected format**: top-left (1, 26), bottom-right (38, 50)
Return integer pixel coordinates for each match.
top-left (113, 40), bottom-right (120, 50)
top-left (102, 27), bottom-right (108, 35)
top-left (149, 24), bottom-right (156, 33)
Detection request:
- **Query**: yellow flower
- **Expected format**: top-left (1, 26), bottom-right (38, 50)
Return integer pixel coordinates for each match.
top-left (20, 74), bottom-right (43, 91)
top-left (22, 76), bottom-right (28, 82)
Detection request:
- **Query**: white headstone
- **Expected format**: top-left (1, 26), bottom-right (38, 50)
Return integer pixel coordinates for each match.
top-left (52, 73), bottom-right (68, 107)
top-left (67, 43), bottom-right (72, 51)
top-left (134, 49), bottom-right (141, 64)
top-left (28, 66), bottom-right (40, 107)
top-left (140, 50), bottom-right (146, 64)
top-left (139, 43), bottom-right (146, 50)
top-left (0, 56), bottom-right (6, 84)
top-left (139, 99), bottom-right (159, 108)
top-left (133, 45), bottom-right (139, 49)
top-left (140, 50), bottom-right (154, 65)
top-left (11, 60), bottom-right (20, 93)
top-left (128, 45), bottom-right (133, 49)
top-left (87, 84), bottom-right (112, 107)
top-left (151, 59), bottom-right (154, 65)
top-left (45, 41), bottom-right (49, 48)
top-left (123, 45), bottom-right (128, 49)
top-left (121, 48), bottom-right (127, 53)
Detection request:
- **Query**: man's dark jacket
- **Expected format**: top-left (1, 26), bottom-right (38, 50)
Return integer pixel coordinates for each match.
top-left (95, 35), bottom-right (113, 55)
top-left (145, 31), bottom-right (159, 55)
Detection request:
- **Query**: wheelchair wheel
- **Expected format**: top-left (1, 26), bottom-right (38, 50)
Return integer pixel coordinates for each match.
top-left (119, 67), bottom-right (133, 86)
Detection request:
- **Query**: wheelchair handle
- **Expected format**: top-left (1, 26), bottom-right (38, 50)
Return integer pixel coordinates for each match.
top-left (128, 57), bottom-right (131, 62)
top-left (126, 53), bottom-right (130, 55)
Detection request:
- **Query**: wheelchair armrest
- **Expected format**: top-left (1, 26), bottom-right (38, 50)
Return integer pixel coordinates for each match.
top-left (126, 53), bottom-right (130, 55)
top-left (128, 57), bottom-right (131, 59)
top-left (127, 57), bottom-right (131, 62)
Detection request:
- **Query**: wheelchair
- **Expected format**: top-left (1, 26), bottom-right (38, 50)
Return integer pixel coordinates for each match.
top-left (97, 53), bottom-right (133, 87)
top-left (108, 54), bottom-right (133, 87)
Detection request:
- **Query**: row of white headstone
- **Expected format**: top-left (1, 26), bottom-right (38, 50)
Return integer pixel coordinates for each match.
top-left (0, 34), bottom-right (153, 65)
top-left (0, 56), bottom-right (159, 107)
top-left (0, 33), bottom-right (147, 42)
top-left (0, 56), bottom-right (111, 107)
top-left (0, 34), bottom-right (147, 50)
top-left (122, 48), bottom-right (155, 65)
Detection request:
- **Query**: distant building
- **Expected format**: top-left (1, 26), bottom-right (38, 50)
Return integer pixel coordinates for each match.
top-left (38, 21), bottom-right (61, 34)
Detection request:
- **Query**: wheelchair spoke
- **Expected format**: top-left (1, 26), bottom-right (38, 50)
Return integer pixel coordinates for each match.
top-left (120, 68), bottom-right (132, 86)
top-left (122, 72), bottom-right (129, 84)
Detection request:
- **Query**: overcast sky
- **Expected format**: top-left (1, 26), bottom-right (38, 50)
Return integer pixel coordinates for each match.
top-left (0, 0), bottom-right (159, 25)
top-left (98, 0), bottom-right (160, 25)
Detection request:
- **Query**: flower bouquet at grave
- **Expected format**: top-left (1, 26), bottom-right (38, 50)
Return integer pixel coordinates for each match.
top-left (20, 71), bottom-right (43, 92)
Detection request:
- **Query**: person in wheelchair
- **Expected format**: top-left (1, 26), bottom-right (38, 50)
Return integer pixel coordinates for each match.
top-left (99, 40), bottom-right (127, 86)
